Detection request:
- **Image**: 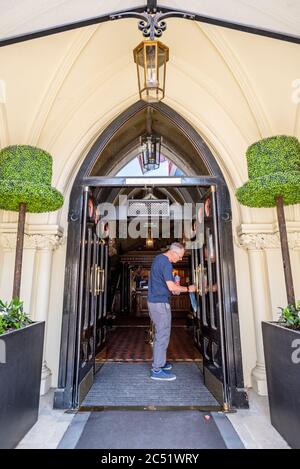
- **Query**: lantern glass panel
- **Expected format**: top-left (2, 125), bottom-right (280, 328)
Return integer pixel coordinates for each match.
top-left (134, 41), bottom-right (169, 103)
top-left (145, 43), bottom-right (158, 89)
top-left (140, 135), bottom-right (162, 171)
top-left (134, 45), bottom-right (145, 100)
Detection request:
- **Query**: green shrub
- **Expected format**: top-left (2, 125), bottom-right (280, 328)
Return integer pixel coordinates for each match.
top-left (0, 315), bottom-right (5, 335)
top-left (236, 135), bottom-right (300, 208)
top-left (0, 145), bottom-right (64, 213)
top-left (278, 300), bottom-right (300, 330)
top-left (246, 136), bottom-right (300, 179)
top-left (0, 299), bottom-right (32, 335)
top-left (236, 171), bottom-right (300, 207)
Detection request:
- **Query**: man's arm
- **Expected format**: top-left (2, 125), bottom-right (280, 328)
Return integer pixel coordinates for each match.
top-left (166, 281), bottom-right (196, 293)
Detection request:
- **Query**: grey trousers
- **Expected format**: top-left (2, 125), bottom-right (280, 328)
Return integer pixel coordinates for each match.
top-left (147, 302), bottom-right (171, 371)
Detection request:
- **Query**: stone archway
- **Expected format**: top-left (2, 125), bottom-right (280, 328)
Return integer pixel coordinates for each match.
top-left (54, 100), bottom-right (247, 409)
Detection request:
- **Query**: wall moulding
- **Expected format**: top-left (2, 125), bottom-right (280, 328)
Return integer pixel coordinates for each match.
top-left (237, 223), bottom-right (300, 250)
top-left (0, 224), bottom-right (64, 250)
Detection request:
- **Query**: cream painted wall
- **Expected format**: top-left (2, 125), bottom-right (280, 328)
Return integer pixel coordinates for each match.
top-left (0, 18), bottom-right (300, 393)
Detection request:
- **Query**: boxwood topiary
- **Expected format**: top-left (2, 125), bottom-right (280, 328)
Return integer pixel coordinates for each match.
top-left (236, 135), bottom-right (300, 306)
top-left (236, 136), bottom-right (300, 208)
top-left (0, 145), bottom-right (63, 212)
top-left (0, 145), bottom-right (64, 299)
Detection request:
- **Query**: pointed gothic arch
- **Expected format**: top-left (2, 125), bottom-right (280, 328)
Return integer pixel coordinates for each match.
top-left (54, 100), bottom-right (247, 409)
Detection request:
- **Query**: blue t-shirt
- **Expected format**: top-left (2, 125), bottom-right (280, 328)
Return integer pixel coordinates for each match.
top-left (148, 253), bottom-right (174, 304)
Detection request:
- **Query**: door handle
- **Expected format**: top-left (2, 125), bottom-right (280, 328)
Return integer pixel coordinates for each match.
top-left (195, 265), bottom-right (202, 295)
top-left (96, 267), bottom-right (105, 294)
top-left (90, 265), bottom-right (95, 294)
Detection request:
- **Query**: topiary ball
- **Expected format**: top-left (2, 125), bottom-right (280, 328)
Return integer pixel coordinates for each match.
top-left (236, 136), bottom-right (300, 208)
top-left (0, 145), bottom-right (64, 213)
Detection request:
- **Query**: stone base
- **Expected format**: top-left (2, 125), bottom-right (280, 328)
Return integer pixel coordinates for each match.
top-left (40, 363), bottom-right (52, 396)
top-left (251, 364), bottom-right (268, 396)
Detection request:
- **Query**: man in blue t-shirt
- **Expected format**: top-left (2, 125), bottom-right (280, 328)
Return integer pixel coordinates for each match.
top-left (147, 242), bottom-right (196, 381)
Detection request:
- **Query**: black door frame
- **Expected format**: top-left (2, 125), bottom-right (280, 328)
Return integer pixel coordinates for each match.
top-left (54, 100), bottom-right (248, 409)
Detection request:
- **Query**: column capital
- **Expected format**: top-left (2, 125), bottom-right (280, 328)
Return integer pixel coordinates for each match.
top-left (238, 232), bottom-right (280, 250)
top-left (237, 223), bottom-right (300, 250)
top-left (0, 223), bottom-right (64, 251)
top-left (288, 232), bottom-right (300, 250)
top-left (25, 233), bottom-right (64, 250)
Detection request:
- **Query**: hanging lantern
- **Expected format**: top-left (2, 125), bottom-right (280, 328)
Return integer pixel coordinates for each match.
top-left (140, 134), bottom-right (162, 171)
top-left (145, 227), bottom-right (154, 249)
top-left (146, 237), bottom-right (154, 249)
top-left (133, 40), bottom-right (169, 102)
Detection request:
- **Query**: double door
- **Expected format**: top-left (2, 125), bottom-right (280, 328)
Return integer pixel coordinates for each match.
top-left (74, 188), bottom-right (108, 405)
top-left (73, 182), bottom-right (233, 409)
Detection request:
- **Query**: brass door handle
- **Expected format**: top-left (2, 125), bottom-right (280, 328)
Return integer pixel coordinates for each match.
top-left (96, 267), bottom-right (105, 294)
top-left (195, 265), bottom-right (202, 294)
top-left (90, 265), bottom-right (95, 294)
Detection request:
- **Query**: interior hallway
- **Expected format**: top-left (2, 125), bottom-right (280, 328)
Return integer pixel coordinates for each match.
top-left (96, 320), bottom-right (202, 362)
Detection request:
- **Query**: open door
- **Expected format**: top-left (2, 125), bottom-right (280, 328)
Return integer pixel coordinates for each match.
top-left (73, 187), bottom-right (108, 406)
top-left (59, 177), bottom-right (245, 410)
top-left (193, 186), bottom-right (230, 410)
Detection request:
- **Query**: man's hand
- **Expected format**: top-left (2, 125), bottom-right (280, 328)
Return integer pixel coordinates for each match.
top-left (188, 284), bottom-right (196, 293)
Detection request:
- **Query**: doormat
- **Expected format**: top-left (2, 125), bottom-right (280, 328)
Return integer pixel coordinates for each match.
top-left (81, 362), bottom-right (217, 408)
top-left (58, 410), bottom-right (244, 449)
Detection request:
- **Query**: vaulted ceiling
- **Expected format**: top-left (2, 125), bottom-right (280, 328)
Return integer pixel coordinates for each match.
top-left (1, 0), bottom-right (300, 227)
top-left (1, 1), bottom-right (300, 43)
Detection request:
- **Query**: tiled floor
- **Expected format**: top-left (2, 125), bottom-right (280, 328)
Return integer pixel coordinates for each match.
top-left (96, 325), bottom-right (202, 362)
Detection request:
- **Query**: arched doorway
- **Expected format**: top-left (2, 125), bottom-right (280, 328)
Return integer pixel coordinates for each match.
top-left (54, 100), bottom-right (248, 410)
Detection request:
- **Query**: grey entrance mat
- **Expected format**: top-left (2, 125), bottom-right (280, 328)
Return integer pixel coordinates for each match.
top-left (81, 362), bottom-right (219, 408)
top-left (59, 410), bottom-right (244, 449)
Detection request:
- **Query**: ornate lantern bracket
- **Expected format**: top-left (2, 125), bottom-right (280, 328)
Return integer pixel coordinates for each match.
top-left (110, 5), bottom-right (195, 40)
top-left (111, 2), bottom-right (195, 102)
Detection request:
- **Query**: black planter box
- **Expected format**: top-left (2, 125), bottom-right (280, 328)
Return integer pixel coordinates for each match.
top-left (0, 321), bottom-right (45, 449)
top-left (262, 321), bottom-right (300, 449)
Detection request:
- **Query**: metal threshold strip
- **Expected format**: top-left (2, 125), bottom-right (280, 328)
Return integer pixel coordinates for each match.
top-left (78, 405), bottom-right (222, 412)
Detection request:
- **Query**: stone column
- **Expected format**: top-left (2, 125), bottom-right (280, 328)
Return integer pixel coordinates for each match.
top-left (0, 225), bottom-right (36, 309)
top-left (289, 232), bottom-right (300, 300)
top-left (28, 233), bottom-right (63, 395)
top-left (238, 232), bottom-right (276, 395)
top-left (248, 249), bottom-right (272, 395)
top-left (265, 248), bottom-right (286, 320)
top-left (0, 224), bottom-right (63, 395)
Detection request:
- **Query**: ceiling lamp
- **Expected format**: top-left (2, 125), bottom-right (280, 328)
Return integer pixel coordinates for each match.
top-left (145, 227), bottom-right (155, 249)
top-left (133, 40), bottom-right (169, 103)
top-left (140, 134), bottom-right (161, 172)
top-left (140, 107), bottom-right (162, 172)
top-left (111, 2), bottom-right (194, 103)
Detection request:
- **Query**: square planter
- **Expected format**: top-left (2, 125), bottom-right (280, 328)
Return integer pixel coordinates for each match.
top-left (262, 321), bottom-right (300, 449)
top-left (0, 321), bottom-right (45, 449)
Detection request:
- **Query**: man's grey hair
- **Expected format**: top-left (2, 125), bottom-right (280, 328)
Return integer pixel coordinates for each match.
top-left (169, 242), bottom-right (185, 253)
